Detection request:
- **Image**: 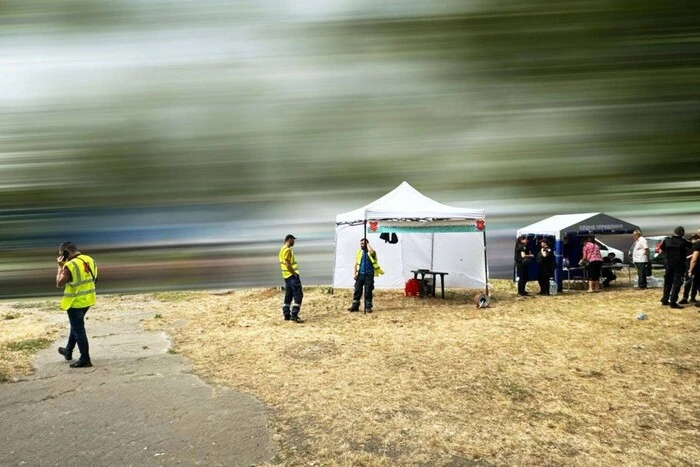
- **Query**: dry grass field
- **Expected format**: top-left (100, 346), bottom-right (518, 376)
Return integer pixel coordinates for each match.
top-left (2, 279), bottom-right (699, 466)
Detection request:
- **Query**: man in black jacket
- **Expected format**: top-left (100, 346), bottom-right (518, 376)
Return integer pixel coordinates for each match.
top-left (660, 226), bottom-right (692, 309)
top-left (679, 234), bottom-right (700, 304)
top-left (536, 238), bottom-right (555, 295)
top-left (601, 253), bottom-right (618, 288)
top-left (514, 235), bottom-right (534, 296)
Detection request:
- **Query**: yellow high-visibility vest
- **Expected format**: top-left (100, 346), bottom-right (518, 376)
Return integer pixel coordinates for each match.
top-left (60, 255), bottom-right (97, 310)
top-left (279, 245), bottom-right (299, 279)
top-left (355, 249), bottom-right (384, 276)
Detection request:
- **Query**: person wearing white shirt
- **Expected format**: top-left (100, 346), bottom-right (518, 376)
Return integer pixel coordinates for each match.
top-left (631, 230), bottom-right (650, 289)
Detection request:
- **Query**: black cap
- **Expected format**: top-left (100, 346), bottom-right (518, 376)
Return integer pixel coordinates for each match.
top-left (285, 234), bottom-right (297, 242)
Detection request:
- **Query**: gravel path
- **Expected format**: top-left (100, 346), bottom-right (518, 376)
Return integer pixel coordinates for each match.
top-left (0, 308), bottom-right (274, 466)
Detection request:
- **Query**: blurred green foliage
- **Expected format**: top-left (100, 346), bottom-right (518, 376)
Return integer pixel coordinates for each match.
top-left (1, 0), bottom-right (699, 210)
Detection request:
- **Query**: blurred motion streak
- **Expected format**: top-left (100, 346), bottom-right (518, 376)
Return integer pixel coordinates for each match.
top-left (1, 0), bottom-right (699, 296)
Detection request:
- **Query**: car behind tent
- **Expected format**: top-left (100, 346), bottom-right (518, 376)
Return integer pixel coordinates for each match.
top-left (334, 182), bottom-right (488, 292)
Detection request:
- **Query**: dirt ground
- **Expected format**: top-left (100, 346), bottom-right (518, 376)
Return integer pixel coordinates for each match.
top-left (2, 279), bottom-right (699, 466)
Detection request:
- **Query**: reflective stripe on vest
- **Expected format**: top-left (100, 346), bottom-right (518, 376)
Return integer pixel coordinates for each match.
top-left (355, 249), bottom-right (384, 276)
top-left (279, 246), bottom-right (298, 279)
top-left (61, 255), bottom-right (97, 310)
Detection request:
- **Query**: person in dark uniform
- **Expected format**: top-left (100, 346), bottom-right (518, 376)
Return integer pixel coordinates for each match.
top-left (688, 233), bottom-right (700, 308)
top-left (536, 238), bottom-right (555, 295)
top-left (561, 235), bottom-right (572, 267)
top-left (514, 235), bottom-right (534, 296)
top-left (679, 234), bottom-right (700, 304)
top-left (601, 253), bottom-right (618, 288)
top-left (659, 226), bottom-right (691, 309)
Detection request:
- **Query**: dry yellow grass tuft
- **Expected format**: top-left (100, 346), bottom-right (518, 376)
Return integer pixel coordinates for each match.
top-left (2, 281), bottom-right (699, 465)
top-left (0, 300), bottom-right (62, 381)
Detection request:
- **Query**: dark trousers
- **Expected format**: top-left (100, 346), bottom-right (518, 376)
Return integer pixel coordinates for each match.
top-left (662, 264), bottom-right (684, 304)
top-left (537, 269), bottom-right (552, 294)
top-left (634, 262), bottom-right (648, 288)
top-left (516, 264), bottom-right (528, 295)
top-left (602, 268), bottom-right (617, 287)
top-left (682, 270), bottom-right (699, 300)
top-left (351, 274), bottom-right (374, 310)
top-left (282, 275), bottom-right (303, 319)
top-left (66, 307), bottom-right (91, 363)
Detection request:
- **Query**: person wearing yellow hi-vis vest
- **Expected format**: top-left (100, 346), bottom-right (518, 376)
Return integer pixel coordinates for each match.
top-left (279, 234), bottom-right (303, 322)
top-left (347, 238), bottom-right (384, 313)
top-left (55, 242), bottom-right (97, 368)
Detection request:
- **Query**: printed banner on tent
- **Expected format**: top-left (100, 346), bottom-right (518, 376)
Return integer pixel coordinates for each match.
top-left (368, 219), bottom-right (485, 233)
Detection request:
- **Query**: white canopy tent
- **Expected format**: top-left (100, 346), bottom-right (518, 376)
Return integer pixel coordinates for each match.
top-left (333, 182), bottom-right (488, 291)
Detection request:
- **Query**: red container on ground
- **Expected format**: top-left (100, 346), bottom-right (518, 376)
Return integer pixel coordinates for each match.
top-left (405, 279), bottom-right (420, 297)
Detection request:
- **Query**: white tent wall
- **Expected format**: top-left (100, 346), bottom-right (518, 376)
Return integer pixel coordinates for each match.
top-left (333, 227), bottom-right (487, 289)
top-left (333, 224), bottom-right (364, 288)
top-left (399, 233), bottom-right (432, 285)
top-left (432, 233), bottom-right (487, 289)
top-left (334, 226), bottom-right (405, 288)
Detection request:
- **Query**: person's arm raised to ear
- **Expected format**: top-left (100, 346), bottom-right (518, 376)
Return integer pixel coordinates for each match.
top-left (366, 241), bottom-right (376, 258)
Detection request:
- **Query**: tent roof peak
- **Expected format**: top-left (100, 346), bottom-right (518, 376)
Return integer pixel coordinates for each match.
top-left (336, 182), bottom-right (485, 223)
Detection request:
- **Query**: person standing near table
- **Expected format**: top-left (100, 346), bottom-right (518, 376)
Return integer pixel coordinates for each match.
top-left (56, 242), bottom-right (97, 368)
top-left (561, 235), bottom-right (572, 268)
top-left (347, 238), bottom-right (383, 313)
top-left (536, 238), bottom-right (555, 295)
top-left (279, 234), bottom-right (303, 322)
top-left (659, 226), bottom-right (691, 309)
top-left (631, 230), bottom-right (650, 289)
top-left (514, 235), bottom-right (534, 297)
top-left (580, 235), bottom-right (604, 293)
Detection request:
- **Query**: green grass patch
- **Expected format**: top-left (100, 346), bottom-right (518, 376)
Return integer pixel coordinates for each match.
top-left (6, 338), bottom-right (53, 352)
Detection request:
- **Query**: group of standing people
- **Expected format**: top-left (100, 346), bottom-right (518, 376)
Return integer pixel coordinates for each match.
top-left (278, 234), bottom-right (383, 322)
top-left (515, 233), bottom-right (603, 296)
top-left (630, 227), bottom-right (700, 308)
top-left (51, 229), bottom-right (697, 369)
top-left (656, 227), bottom-right (700, 309)
top-left (515, 227), bottom-right (700, 308)
top-left (514, 235), bottom-right (555, 296)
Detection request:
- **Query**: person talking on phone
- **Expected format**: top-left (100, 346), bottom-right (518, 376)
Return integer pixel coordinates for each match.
top-left (55, 242), bottom-right (98, 368)
top-left (347, 238), bottom-right (384, 313)
top-left (514, 235), bottom-right (534, 297)
top-left (536, 238), bottom-right (555, 295)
